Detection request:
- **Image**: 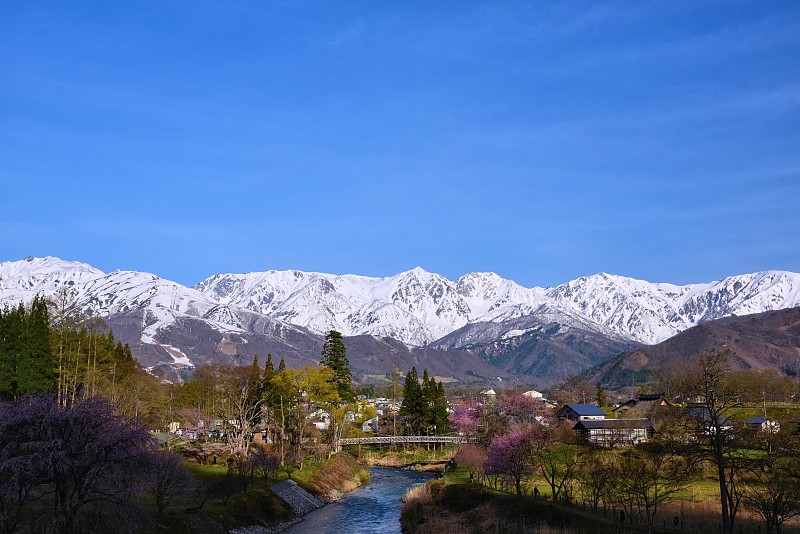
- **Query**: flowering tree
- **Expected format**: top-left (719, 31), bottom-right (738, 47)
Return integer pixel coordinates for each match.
top-left (449, 400), bottom-right (483, 438)
top-left (497, 391), bottom-right (550, 429)
top-left (0, 395), bottom-right (154, 534)
top-left (453, 444), bottom-right (488, 484)
top-left (484, 428), bottom-right (534, 496)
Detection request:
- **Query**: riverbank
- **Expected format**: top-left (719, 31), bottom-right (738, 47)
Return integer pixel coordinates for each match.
top-left (400, 478), bottom-right (622, 534)
top-left (165, 452), bottom-right (369, 534)
top-left (292, 451), bottom-right (371, 501)
top-left (357, 444), bottom-right (456, 472)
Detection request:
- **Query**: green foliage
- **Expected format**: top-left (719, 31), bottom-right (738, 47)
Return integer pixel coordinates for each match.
top-left (320, 330), bottom-right (354, 403)
top-left (400, 367), bottom-right (424, 433)
top-left (0, 296), bottom-right (56, 397)
top-left (595, 381), bottom-right (606, 407)
top-left (400, 367), bottom-right (449, 435)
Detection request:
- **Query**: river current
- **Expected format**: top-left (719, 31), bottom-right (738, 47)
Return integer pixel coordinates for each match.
top-left (285, 467), bottom-right (433, 534)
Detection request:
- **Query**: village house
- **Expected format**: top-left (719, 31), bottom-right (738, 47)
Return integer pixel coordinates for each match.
top-left (555, 403), bottom-right (607, 421)
top-left (613, 392), bottom-right (671, 418)
top-left (684, 405), bottom-right (735, 436)
top-left (572, 418), bottom-right (654, 447)
top-left (744, 416), bottom-right (780, 433)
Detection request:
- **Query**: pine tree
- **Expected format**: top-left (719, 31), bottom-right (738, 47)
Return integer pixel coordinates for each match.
top-left (595, 381), bottom-right (606, 407)
top-left (114, 341), bottom-right (126, 361)
top-left (263, 353), bottom-right (275, 382)
top-left (320, 330), bottom-right (354, 403)
top-left (399, 367), bottom-right (424, 434)
top-left (277, 357), bottom-right (286, 374)
top-left (420, 369), bottom-right (435, 432)
top-left (0, 297), bottom-right (56, 398)
top-left (433, 381), bottom-right (450, 434)
top-left (17, 295), bottom-right (55, 394)
top-left (0, 306), bottom-right (17, 397)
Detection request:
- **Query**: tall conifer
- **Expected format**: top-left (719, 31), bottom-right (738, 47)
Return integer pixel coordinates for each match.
top-left (18, 295), bottom-right (55, 394)
top-left (400, 367), bottom-right (424, 434)
top-left (320, 330), bottom-right (353, 403)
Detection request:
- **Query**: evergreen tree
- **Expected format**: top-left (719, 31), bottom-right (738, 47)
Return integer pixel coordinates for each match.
top-left (277, 357), bottom-right (286, 374)
top-left (0, 306), bottom-right (19, 397)
top-left (420, 369), bottom-right (435, 432)
top-left (263, 353), bottom-right (275, 382)
top-left (114, 341), bottom-right (127, 362)
top-left (17, 295), bottom-right (55, 394)
top-left (595, 381), bottom-right (606, 407)
top-left (320, 330), bottom-right (353, 403)
top-left (261, 353), bottom-right (275, 402)
top-left (399, 367), bottom-right (424, 434)
top-left (433, 381), bottom-right (450, 434)
top-left (0, 298), bottom-right (56, 398)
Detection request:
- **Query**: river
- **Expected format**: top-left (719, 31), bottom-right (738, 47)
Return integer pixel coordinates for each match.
top-left (285, 467), bottom-right (433, 534)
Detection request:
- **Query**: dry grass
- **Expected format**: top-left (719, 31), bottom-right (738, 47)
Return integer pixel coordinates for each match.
top-left (401, 479), bottom-right (607, 534)
top-left (291, 452), bottom-right (369, 497)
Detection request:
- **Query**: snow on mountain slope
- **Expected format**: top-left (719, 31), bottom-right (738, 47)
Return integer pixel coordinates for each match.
top-left (0, 257), bottom-right (306, 369)
top-left (545, 271), bottom-right (800, 344)
top-left (3, 257), bottom-right (800, 350)
top-left (198, 266), bottom-right (800, 346)
top-left (0, 256), bottom-right (104, 307)
top-left (196, 268), bottom-right (552, 345)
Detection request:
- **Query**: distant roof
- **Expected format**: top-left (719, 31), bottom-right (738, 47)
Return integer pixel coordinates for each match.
top-left (480, 389), bottom-right (496, 395)
top-left (684, 405), bottom-right (734, 427)
top-left (637, 393), bottom-right (665, 401)
top-left (561, 404), bottom-right (606, 416)
top-left (573, 419), bottom-right (653, 430)
top-left (745, 417), bottom-right (767, 424)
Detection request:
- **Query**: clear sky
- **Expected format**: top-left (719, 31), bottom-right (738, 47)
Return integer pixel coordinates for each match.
top-left (1, 1), bottom-right (799, 288)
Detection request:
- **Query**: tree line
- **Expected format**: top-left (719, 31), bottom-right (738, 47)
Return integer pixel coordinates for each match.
top-left (0, 294), bottom-right (135, 404)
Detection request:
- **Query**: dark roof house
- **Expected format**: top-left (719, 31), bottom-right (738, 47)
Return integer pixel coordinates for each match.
top-left (614, 393), bottom-right (671, 418)
top-left (744, 417), bottom-right (780, 433)
top-left (684, 405), bottom-right (735, 435)
top-left (555, 404), bottom-right (607, 421)
top-left (572, 419), bottom-right (654, 447)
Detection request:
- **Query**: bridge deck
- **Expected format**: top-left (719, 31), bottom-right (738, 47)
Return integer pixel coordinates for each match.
top-left (339, 435), bottom-right (468, 446)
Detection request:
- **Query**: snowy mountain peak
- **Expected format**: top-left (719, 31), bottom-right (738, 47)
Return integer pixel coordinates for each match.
top-left (2, 256), bottom-right (800, 349)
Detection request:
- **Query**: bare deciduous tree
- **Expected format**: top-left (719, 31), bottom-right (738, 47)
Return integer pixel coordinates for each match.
top-left (147, 450), bottom-right (195, 516)
top-left (684, 349), bottom-right (749, 534)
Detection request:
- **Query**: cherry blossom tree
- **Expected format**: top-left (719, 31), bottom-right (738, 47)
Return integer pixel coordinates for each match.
top-left (0, 395), bottom-right (154, 534)
top-left (449, 400), bottom-right (483, 438)
top-left (484, 428), bottom-right (534, 496)
top-left (497, 391), bottom-right (549, 430)
top-left (453, 444), bottom-right (488, 484)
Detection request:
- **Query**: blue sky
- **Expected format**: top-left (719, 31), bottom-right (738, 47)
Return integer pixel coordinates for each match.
top-left (1, 1), bottom-right (799, 288)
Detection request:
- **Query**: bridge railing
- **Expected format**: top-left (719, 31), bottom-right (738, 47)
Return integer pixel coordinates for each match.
top-left (338, 435), bottom-right (471, 446)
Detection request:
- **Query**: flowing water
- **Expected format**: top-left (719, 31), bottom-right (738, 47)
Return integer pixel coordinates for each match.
top-left (285, 467), bottom-right (433, 534)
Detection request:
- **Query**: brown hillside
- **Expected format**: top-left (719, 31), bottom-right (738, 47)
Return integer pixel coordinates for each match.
top-left (582, 307), bottom-right (800, 389)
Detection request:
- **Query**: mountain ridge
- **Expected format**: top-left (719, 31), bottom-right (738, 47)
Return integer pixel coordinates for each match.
top-left (2, 256), bottom-right (799, 384)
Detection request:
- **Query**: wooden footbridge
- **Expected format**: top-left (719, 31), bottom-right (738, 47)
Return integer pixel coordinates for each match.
top-left (339, 435), bottom-right (469, 447)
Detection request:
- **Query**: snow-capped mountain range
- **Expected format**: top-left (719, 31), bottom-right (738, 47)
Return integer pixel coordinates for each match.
top-left (1, 256), bottom-right (799, 379)
top-left (195, 265), bottom-right (800, 346)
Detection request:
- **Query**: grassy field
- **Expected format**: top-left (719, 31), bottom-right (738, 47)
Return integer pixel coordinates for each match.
top-left (419, 465), bottom-right (800, 534)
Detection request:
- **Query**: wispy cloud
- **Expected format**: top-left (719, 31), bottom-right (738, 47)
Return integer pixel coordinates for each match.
top-left (334, 20), bottom-right (367, 45)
